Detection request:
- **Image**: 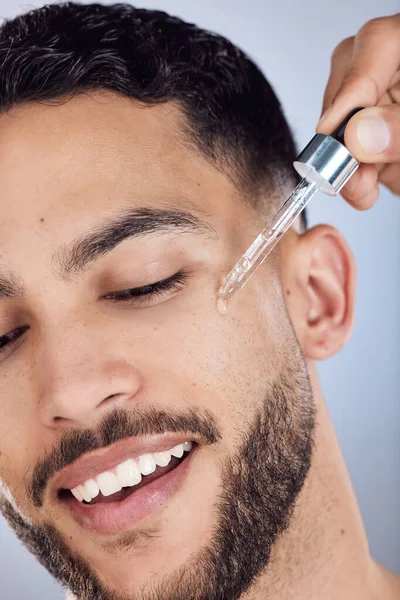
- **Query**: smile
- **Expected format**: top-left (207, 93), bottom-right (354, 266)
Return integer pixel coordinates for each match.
top-left (68, 440), bottom-right (193, 503)
top-left (55, 438), bottom-right (196, 534)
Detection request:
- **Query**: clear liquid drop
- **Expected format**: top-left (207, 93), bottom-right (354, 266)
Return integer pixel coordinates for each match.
top-left (217, 297), bottom-right (228, 316)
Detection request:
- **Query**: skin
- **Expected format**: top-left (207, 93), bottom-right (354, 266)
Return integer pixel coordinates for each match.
top-left (0, 87), bottom-right (398, 599)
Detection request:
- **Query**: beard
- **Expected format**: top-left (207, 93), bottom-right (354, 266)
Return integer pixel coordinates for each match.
top-left (0, 346), bottom-right (315, 600)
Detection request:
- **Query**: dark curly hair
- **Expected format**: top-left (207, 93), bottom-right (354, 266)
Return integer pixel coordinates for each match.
top-left (0, 2), bottom-right (303, 219)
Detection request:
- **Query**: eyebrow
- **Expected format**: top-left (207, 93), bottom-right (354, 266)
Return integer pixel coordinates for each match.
top-left (0, 207), bottom-right (214, 300)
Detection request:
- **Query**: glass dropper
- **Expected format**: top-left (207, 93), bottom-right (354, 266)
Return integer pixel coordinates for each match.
top-left (217, 108), bottom-right (363, 313)
top-left (217, 177), bottom-right (317, 310)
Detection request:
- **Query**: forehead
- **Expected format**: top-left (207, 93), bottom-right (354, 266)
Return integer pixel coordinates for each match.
top-left (0, 90), bottom-right (241, 236)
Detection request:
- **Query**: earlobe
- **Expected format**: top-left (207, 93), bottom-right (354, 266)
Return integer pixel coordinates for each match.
top-left (283, 225), bottom-right (356, 361)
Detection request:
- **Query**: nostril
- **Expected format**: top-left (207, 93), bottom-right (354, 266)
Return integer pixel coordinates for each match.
top-left (52, 394), bottom-right (119, 423)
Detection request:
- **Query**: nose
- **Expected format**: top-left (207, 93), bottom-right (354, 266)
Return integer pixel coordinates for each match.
top-left (35, 318), bottom-right (143, 428)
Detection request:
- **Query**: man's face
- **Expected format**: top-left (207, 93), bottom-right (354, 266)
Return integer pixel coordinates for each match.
top-left (0, 91), bottom-right (314, 600)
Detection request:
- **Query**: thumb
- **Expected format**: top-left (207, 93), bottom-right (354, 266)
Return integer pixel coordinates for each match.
top-left (344, 105), bottom-right (400, 163)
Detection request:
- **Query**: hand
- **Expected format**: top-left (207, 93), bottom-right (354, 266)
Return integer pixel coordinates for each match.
top-left (316, 14), bottom-right (400, 208)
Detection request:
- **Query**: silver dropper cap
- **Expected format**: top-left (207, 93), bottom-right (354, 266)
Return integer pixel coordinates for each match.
top-left (292, 108), bottom-right (362, 196)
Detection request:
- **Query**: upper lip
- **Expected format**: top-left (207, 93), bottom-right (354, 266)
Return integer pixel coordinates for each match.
top-left (51, 434), bottom-right (195, 495)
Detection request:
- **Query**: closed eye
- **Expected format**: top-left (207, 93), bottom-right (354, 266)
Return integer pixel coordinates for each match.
top-left (103, 271), bottom-right (189, 306)
top-left (0, 325), bottom-right (29, 357)
top-left (0, 272), bottom-right (188, 361)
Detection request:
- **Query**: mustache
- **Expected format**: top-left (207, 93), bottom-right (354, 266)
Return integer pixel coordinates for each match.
top-left (28, 406), bottom-right (221, 508)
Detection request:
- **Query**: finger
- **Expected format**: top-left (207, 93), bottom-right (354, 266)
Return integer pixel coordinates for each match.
top-left (379, 162), bottom-right (400, 195)
top-left (344, 182), bottom-right (380, 210)
top-left (340, 163), bottom-right (379, 209)
top-left (320, 37), bottom-right (354, 115)
top-left (317, 15), bottom-right (400, 134)
top-left (389, 77), bottom-right (400, 104)
top-left (344, 104), bottom-right (400, 163)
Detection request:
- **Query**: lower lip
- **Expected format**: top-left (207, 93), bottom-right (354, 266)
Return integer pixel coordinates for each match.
top-left (62, 448), bottom-right (196, 534)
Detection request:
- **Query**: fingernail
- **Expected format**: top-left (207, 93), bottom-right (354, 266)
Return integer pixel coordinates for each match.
top-left (356, 117), bottom-right (390, 154)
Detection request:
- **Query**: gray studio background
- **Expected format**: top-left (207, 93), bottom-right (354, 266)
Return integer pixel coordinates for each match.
top-left (0, 0), bottom-right (399, 598)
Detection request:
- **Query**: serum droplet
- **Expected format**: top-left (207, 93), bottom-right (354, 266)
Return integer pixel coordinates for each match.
top-left (217, 297), bottom-right (228, 316)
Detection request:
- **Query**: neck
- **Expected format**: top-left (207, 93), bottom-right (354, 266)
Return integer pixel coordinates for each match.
top-left (246, 362), bottom-right (398, 600)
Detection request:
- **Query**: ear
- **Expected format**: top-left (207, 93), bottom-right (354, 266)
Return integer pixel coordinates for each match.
top-left (280, 225), bottom-right (356, 360)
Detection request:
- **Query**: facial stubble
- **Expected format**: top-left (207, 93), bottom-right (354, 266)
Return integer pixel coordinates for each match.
top-left (0, 352), bottom-right (315, 600)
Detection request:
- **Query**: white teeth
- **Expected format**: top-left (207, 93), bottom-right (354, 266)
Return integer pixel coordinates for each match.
top-left (77, 484), bottom-right (92, 503)
top-left (71, 487), bottom-right (84, 502)
top-left (96, 472), bottom-right (122, 497)
top-left (69, 440), bottom-right (193, 502)
top-left (170, 443), bottom-right (184, 458)
top-left (115, 459), bottom-right (142, 488)
top-left (154, 451), bottom-right (172, 467)
top-left (138, 454), bottom-right (156, 476)
top-left (84, 479), bottom-right (99, 499)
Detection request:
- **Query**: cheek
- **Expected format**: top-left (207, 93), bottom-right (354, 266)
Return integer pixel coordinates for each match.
top-left (131, 276), bottom-right (291, 450)
top-left (0, 356), bottom-right (54, 514)
top-left (0, 376), bottom-right (28, 481)
top-left (0, 413), bottom-right (37, 513)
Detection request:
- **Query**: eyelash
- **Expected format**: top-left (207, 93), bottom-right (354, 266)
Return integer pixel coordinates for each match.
top-left (103, 271), bottom-right (189, 305)
top-left (0, 271), bottom-right (188, 356)
top-left (0, 326), bottom-right (29, 356)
